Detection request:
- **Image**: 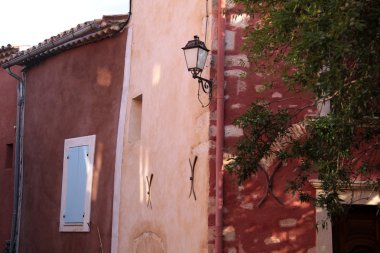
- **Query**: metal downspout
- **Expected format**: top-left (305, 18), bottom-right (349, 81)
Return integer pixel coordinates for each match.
top-left (6, 68), bottom-right (25, 253)
top-left (215, 0), bottom-right (225, 252)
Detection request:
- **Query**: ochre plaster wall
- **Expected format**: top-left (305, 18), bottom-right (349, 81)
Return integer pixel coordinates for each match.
top-left (117, 1), bottom-right (211, 252)
top-left (18, 31), bottom-right (127, 253)
top-left (207, 4), bottom-right (317, 252)
top-left (0, 67), bottom-right (18, 251)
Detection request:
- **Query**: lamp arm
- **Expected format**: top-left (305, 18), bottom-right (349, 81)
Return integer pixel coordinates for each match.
top-left (198, 78), bottom-right (212, 96)
top-left (192, 74), bottom-right (213, 102)
top-left (192, 74), bottom-right (213, 86)
top-left (193, 74), bottom-right (213, 92)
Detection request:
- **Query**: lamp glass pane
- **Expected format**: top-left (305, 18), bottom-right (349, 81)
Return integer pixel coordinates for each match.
top-left (184, 48), bottom-right (198, 70)
top-left (197, 48), bottom-right (208, 70)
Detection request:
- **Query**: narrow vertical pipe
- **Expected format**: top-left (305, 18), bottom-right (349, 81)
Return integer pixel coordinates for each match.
top-left (215, 0), bottom-right (225, 252)
top-left (15, 71), bottom-right (25, 253)
top-left (6, 68), bottom-right (25, 253)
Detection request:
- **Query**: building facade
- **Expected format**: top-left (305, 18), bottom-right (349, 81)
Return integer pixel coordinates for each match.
top-left (113, 0), bottom-right (212, 252)
top-left (0, 46), bottom-right (18, 253)
top-left (1, 15), bottom-right (129, 253)
top-left (1, 1), bottom-right (379, 253)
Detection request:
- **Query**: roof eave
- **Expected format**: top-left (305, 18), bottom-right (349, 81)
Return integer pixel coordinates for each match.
top-left (1, 15), bottom-right (128, 69)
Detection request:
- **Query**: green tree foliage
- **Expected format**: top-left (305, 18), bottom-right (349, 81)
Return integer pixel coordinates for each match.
top-left (226, 0), bottom-right (380, 219)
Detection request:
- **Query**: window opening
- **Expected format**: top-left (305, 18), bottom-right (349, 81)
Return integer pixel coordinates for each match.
top-left (128, 94), bottom-right (143, 143)
top-left (332, 205), bottom-right (380, 253)
top-left (59, 135), bottom-right (95, 232)
top-left (5, 143), bottom-right (13, 169)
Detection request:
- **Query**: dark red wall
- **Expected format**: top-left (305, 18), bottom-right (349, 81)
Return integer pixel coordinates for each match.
top-left (19, 30), bottom-right (127, 253)
top-left (208, 6), bottom-right (316, 253)
top-left (0, 67), bottom-right (18, 251)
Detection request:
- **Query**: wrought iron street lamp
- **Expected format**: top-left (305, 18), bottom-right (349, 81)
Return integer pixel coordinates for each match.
top-left (182, 35), bottom-right (213, 106)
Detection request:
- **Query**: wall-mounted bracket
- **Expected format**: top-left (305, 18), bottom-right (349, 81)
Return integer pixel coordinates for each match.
top-left (257, 161), bottom-right (284, 207)
top-left (189, 156), bottom-right (198, 200)
top-left (146, 173), bottom-right (154, 209)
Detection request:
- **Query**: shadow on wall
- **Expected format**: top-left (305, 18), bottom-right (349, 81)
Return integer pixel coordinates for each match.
top-left (222, 164), bottom-right (316, 252)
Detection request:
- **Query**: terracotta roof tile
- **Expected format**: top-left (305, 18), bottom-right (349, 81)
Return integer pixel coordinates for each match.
top-left (0, 45), bottom-right (19, 63)
top-left (1, 14), bottom-right (128, 68)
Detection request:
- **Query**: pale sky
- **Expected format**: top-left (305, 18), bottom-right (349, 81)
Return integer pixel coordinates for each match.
top-left (0, 0), bottom-right (130, 47)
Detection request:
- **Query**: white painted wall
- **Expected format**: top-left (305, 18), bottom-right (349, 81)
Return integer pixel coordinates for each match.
top-left (116, 0), bottom-right (212, 252)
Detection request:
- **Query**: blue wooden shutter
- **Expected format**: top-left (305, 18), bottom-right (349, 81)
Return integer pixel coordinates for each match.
top-left (64, 145), bottom-right (89, 224)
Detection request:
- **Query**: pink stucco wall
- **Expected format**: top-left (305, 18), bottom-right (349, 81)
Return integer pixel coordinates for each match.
top-left (116, 1), bottom-right (212, 252)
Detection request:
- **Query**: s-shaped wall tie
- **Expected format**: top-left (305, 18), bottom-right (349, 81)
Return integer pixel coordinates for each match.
top-left (257, 161), bottom-right (284, 207)
top-left (189, 156), bottom-right (198, 200)
top-left (146, 173), bottom-right (153, 209)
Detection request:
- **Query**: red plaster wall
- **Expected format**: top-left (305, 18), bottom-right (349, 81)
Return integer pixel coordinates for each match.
top-left (208, 6), bottom-right (317, 253)
top-left (18, 30), bottom-right (127, 253)
top-left (0, 67), bottom-right (18, 251)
